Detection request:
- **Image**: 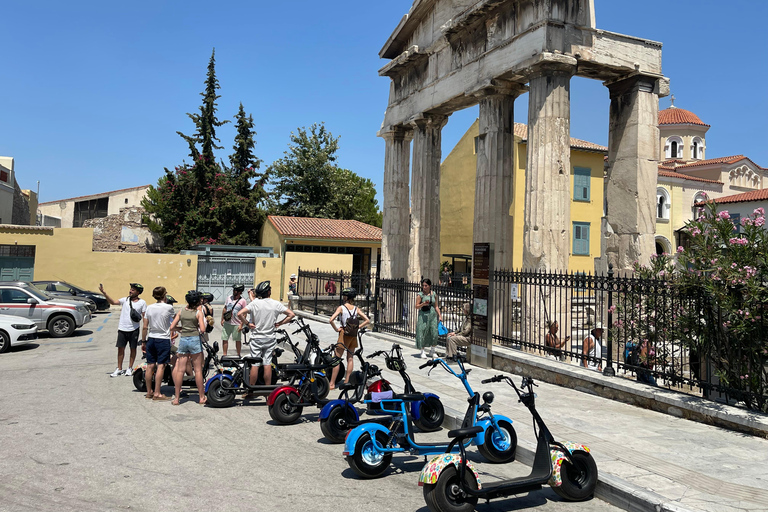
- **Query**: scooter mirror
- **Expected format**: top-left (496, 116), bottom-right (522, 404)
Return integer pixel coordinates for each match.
top-left (213, 341), bottom-right (220, 354)
top-left (482, 391), bottom-right (495, 404)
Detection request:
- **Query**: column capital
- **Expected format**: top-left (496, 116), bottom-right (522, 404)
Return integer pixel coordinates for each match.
top-left (522, 53), bottom-right (578, 81)
top-left (379, 125), bottom-right (414, 142)
top-left (408, 113), bottom-right (449, 131)
top-left (469, 79), bottom-right (528, 99)
top-left (605, 73), bottom-right (669, 98)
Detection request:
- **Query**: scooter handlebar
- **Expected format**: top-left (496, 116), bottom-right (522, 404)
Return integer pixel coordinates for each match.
top-left (367, 350), bottom-right (385, 359)
top-left (419, 359), bottom-right (439, 370)
top-left (481, 374), bottom-right (505, 384)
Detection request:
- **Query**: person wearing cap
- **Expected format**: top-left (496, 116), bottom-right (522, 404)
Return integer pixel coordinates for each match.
top-left (582, 323), bottom-right (604, 371)
top-left (328, 287), bottom-right (370, 389)
top-left (237, 281), bottom-right (295, 396)
top-left (100, 282), bottom-right (147, 377)
top-left (221, 284), bottom-right (248, 357)
top-left (288, 274), bottom-right (298, 296)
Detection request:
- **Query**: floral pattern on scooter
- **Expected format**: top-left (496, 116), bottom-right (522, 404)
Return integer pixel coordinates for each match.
top-left (418, 454), bottom-right (482, 488)
top-left (548, 442), bottom-right (590, 487)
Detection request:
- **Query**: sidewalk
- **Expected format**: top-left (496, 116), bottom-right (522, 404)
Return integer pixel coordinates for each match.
top-left (298, 313), bottom-right (768, 512)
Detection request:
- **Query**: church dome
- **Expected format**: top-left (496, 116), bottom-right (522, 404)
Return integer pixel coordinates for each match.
top-left (658, 106), bottom-right (709, 127)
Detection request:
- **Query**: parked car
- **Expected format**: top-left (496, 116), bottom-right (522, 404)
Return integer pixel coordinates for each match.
top-left (0, 316), bottom-right (38, 353)
top-left (30, 283), bottom-right (98, 313)
top-left (0, 282), bottom-right (92, 338)
top-left (32, 280), bottom-right (109, 311)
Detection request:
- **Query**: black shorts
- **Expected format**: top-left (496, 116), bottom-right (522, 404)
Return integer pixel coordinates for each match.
top-left (116, 329), bottom-right (140, 349)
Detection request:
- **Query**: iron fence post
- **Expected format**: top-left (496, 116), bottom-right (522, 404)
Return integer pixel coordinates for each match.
top-left (373, 276), bottom-right (380, 332)
top-left (313, 267), bottom-right (319, 315)
top-left (603, 263), bottom-right (616, 377)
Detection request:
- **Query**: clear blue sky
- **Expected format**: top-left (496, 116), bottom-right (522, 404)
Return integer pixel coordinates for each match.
top-left (2, 1), bottom-right (766, 205)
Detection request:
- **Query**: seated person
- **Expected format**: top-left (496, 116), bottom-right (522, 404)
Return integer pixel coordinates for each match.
top-left (446, 303), bottom-right (472, 359)
top-left (545, 320), bottom-right (569, 361)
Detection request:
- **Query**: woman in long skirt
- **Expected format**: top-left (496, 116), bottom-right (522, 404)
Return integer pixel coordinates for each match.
top-left (415, 278), bottom-right (442, 359)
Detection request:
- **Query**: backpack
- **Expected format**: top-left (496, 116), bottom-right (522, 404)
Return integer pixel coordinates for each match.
top-left (342, 306), bottom-right (359, 337)
top-left (624, 341), bottom-right (639, 366)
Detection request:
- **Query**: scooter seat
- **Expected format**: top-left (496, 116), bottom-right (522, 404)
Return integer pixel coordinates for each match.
top-left (447, 426), bottom-right (483, 439)
top-left (392, 393), bottom-right (425, 402)
top-left (282, 364), bottom-right (308, 371)
top-left (220, 356), bottom-right (242, 362)
top-left (338, 382), bottom-right (356, 391)
top-left (242, 356), bottom-right (263, 364)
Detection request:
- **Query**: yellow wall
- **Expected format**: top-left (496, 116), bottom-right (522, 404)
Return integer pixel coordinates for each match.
top-left (0, 227), bottom-right (198, 302)
top-left (253, 256), bottom-right (282, 297)
top-left (261, 222), bottom-right (282, 256)
top-left (440, 122), bottom-right (606, 273)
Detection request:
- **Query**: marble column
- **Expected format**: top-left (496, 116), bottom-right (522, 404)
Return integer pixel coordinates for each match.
top-left (409, 114), bottom-right (448, 283)
top-left (473, 88), bottom-right (524, 270)
top-left (523, 63), bottom-right (575, 272)
top-left (380, 126), bottom-right (413, 280)
top-left (604, 75), bottom-right (666, 272)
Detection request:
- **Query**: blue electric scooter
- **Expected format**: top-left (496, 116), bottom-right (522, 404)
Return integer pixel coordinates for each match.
top-left (343, 356), bottom-right (517, 479)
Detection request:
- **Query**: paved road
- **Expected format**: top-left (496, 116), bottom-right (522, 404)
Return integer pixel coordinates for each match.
top-left (0, 310), bottom-right (620, 512)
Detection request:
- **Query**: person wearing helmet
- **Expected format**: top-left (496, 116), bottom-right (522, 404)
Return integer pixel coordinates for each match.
top-left (169, 290), bottom-right (207, 405)
top-left (221, 284), bottom-right (247, 357)
top-left (236, 281), bottom-right (295, 393)
top-left (328, 287), bottom-right (370, 389)
top-left (199, 292), bottom-right (215, 343)
top-left (100, 282), bottom-right (147, 378)
top-left (140, 286), bottom-right (175, 400)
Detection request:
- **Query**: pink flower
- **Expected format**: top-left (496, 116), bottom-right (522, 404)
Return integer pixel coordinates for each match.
top-left (718, 211), bottom-right (731, 220)
top-left (729, 237), bottom-right (748, 246)
top-left (677, 246), bottom-right (684, 253)
top-left (755, 216), bottom-right (765, 227)
top-left (754, 207), bottom-right (765, 217)
top-left (608, 305), bottom-right (617, 314)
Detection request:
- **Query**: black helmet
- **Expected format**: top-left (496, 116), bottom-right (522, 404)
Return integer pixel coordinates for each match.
top-left (233, 284), bottom-right (245, 293)
top-left (342, 287), bottom-right (357, 299)
top-left (185, 290), bottom-right (202, 305)
top-left (130, 283), bottom-right (144, 293)
top-left (255, 281), bottom-right (271, 298)
top-left (166, 294), bottom-right (177, 305)
top-left (201, 292), bottom-right (214, 302)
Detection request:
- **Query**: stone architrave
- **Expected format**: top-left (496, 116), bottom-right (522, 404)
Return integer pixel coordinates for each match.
top-left (409, 114), bottom-right (448, 283)
top-left (473, 86), bottom-right (525, 270)
top-left (604, 74), bottom-right (667, 272)
top-left (522, 59), bottom-right (576, 272)
top-left (381, 126), bottom-right (413, 280)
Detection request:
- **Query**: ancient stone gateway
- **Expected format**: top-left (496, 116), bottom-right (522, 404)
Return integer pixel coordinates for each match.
top-left (378, 0), bottom-right (669, 280)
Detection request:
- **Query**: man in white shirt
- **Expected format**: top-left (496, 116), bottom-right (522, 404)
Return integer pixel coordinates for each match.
top-left (236, 281), bottom-right (295, 391)
top-left (141, 286), bottom-right (176, 400)
top-left (100, 282), bottom-right (147, 377)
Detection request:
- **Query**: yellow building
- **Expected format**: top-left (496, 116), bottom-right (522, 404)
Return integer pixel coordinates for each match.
top-left (261, 216), bottom-right (382, 301)
top-left (440, 120), bottom-right (607, 273)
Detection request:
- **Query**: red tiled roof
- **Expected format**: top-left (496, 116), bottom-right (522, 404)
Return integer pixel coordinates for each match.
top-left (657, 169), bottom-right (722, 184)
top-left (513, 123), bottom-right (607, 153)
top-left (38, 184), bottom-right (151, 206)
top-left (706, 189), bottom-right (768, 205)
top-left (268, 216), bottom-right (382, 241)
top-left (658, 107), bottom-right (709, 127)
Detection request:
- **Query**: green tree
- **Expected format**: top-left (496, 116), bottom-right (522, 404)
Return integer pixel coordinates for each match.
top-left (142, 50), bottom-right (267, 252)
top-left (268, 123), bottom-right (382, 227)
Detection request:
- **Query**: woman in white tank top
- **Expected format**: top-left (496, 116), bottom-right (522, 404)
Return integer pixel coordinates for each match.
top-left (582, 324), bottom-right (604, 371)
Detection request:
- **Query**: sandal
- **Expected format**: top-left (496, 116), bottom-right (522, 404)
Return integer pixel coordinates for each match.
top-left (144, 393), bottom-right (153, 400)
top-left (153, 395), bottom-right (172, 401)
top-left (199, 398), bottom-right (207, 406)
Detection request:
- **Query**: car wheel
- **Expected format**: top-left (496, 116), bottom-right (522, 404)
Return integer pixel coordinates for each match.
top-left (48, 315), bottom-right (75, 338)
top-left (0, 330), bottom-right (10, 354)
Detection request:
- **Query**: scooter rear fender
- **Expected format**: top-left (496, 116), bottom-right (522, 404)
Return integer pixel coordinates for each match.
top-left (471, 414), bottom-right (513, 446)
top-left (549, 442), bottom-right (591, 487)
top-left (410, 392), bottom-right (439, 420)
top-left (418, 454), bottom-right (482, 489)
top-left (204, 373), bottom-right (236, 394)
top-left (267, 385), bottom-right (299, 406)
top-left (342, 423), bottom-right (391, 457)
top-left (319, 400), bottom-right (359, 421)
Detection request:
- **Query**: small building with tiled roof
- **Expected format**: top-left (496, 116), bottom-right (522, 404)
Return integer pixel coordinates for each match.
top-left (261, 216), bottom-right (382, 300)
top-left (37, 184), bottom-right (151, 229)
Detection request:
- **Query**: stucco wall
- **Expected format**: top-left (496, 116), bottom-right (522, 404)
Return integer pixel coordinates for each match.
top-left (0, 227), bottom-right (197, 302)
top-left (0, 157), bottom-right (14, 224)
top-left (37, 186), bottom-right (150, 229)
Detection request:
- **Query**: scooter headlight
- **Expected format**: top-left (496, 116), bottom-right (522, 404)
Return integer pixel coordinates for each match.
top-left (482, 391), bottom-right (495, 404)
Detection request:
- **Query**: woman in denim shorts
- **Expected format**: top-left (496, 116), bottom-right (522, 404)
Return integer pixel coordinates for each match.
top-left (169, 290), bottom-right (207, 405)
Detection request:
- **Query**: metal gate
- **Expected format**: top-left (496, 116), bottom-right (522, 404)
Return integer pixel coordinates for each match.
top-left (0, 245), bottom-right (35, 282)
top-left (196, 256), bottom-right (255, 304)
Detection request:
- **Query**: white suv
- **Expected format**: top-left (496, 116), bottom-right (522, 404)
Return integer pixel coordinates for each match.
top-left (0, 282), bottom-right (91, 338)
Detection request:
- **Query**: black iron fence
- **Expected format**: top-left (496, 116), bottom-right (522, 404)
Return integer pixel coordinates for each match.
top-left (296, 268), bottom-right (374, 317)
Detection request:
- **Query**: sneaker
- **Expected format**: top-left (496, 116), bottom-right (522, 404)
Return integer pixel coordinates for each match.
top-left (124, 368), bottom-right (133, 377)
top-left (420, 351), bottom-right (428, 359)
top-left (110, 368), bottom-right (124, 377)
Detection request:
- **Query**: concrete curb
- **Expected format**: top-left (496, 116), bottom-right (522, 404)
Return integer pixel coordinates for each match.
top-left (296, 311), bottom-right (698, 512)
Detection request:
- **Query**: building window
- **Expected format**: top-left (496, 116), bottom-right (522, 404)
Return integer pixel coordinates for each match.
top-left (692, 191), bottom-right (708, 219)
top-left (473, 136), bottom-right (479, 155)
top-left (573, 167), bottom-right (591, 202)
top-left (0, 170), bottom-right (8, 183)
top-left (73, 197), bottom-right (109, 227)
top-left (656, 187), bottom-right (671, 220)
top-left (691, 137), bottom-right (704, 160)
top-left (665, 136), bottom-right (683, 159)
top-left (572, 222), bottom-right (590, 256)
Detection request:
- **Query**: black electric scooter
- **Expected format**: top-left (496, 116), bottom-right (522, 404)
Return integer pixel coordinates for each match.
top-left (419, 376), bottom-right (598, 512)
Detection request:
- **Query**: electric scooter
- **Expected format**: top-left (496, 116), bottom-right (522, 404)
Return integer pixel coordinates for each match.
top-left (343, 356), bottom-right (517, 479)
top-left (318, 342), bottom-right (445, 443)
top-left (132, 338), bottom-right (219, 393)
top-left (419, 375), bottom-right (598, 512)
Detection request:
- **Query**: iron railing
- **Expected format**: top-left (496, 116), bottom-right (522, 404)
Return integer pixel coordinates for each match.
top-left (296, 268), bottom-right (374, 318)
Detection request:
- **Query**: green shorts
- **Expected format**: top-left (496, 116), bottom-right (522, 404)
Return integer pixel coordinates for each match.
top-left (222, 323), bottom-right (242, 342)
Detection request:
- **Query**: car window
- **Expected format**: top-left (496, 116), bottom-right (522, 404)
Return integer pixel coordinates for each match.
top-left (54, 283), bottom-right (71, 292)
top-left (24, 287), bottom-right (52, 301)
top-left (1, 289), bottom-right (33, 304)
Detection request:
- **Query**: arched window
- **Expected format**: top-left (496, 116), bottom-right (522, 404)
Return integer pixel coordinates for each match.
top-left (655, 236), bottom-right (672, 256)
top-left (665, 136), bottom-right (684, 159)
top-left (656, 187), bottom-right (671, 220)
top-left (692, 191), bottom-right (708, 219)
top-left (691, 137), bottom-right (704, 160)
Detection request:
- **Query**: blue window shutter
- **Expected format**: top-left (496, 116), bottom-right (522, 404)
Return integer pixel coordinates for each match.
top-left (573, 222), bottom-right (590, 255)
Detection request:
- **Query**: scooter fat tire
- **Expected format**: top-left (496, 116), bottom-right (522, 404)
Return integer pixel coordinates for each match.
top-left (269, 392), bottom-right (303, 424)
top-left (414, 396), bottom-right (445, 432)
top-left (551, 451), bottom-right (598, 501)
top-left (133, 368), bottom-right (146, 392)
top-left (206, 378), bottom-right (236, 408)
top-left (315, 373), bottom-right (330, 400)
top-left (477, 420), bottom-right (517, 463)
top-left (346, 431), bottom-right (392, 479)
top-left (320, 405), bottom-right (353, 444)
top-left (423, 465), bottom-right (478, 512)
